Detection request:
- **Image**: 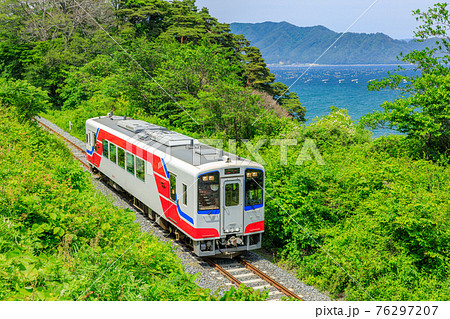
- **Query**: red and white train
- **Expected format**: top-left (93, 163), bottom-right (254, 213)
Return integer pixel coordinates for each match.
top-left (86, 114), bottom-right (264, 256)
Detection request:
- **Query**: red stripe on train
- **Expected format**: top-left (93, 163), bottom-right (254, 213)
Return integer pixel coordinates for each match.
top-left (96, 129), bottom-right (167, 178)
top-left (245, 220), bottom-right (264, 234)
top-left (154, 174), bottom-right (170, 199)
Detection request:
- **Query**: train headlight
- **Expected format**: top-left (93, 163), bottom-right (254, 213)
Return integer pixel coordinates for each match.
top-left (209, 175), bottom-right (214, 181)
top-left (252, 172), bottom-right (258, 177)
top-left (202, 176), bottom-right (208, 181)
top-left (246, 172), bottom-right (252, 178)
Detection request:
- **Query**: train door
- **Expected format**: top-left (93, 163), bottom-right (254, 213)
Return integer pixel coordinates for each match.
top-left (221, 179), bottom-right (243, 235)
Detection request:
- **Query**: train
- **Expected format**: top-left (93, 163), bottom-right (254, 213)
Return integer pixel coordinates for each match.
top-left (85, 114), bottom-right (264, 257)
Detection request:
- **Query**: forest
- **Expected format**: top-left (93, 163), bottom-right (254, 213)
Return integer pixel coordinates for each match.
top-left (0, 0), bottom-right (449, 301)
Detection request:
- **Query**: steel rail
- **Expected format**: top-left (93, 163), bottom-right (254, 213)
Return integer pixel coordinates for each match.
top-left (203, 257), bottom-right (242, 288)
top-left (204, 256), bottom-right (303, 300)
top-left (235, 256), bottom-right (303, 300)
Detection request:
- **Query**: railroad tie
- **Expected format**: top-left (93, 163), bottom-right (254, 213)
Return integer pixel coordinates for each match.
top-left (252, 284), bottom-right (271, 290)
top-left (241, 278), bottom-right (264, 284)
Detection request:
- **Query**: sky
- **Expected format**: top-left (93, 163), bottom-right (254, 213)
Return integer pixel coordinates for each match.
top-left (195, 0), bottom-right (439, 39)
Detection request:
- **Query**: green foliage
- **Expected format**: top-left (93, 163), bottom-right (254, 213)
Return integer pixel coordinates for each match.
top-left (242, 46), bottom-right (275, 89)
top-left (362, 3), bottom-right (450, 160)
top-left (116, 0), bottom-right (169, 38)
top-left (117, 0), bottom-right (235, 46)
top-left (371, 134), bottom-right (422, 159)
top-left (0, 40), bottom-right (30, 79)
top-left (414, 2), bottom-right (450, 55)
top-left (0, 0), bottom-right (299, 133)
top-left (59, 54), bottom-right (120, 111)
top-left (270, 81), bottom-right (306, 122)
top-left (55, 39), bottom-right (292, 139)
top-left (160, 0), bottom-right (208, 44)
top-left (261, 133), bottom-right (450, 300)
top-left (363, 71), bottom-right (450, 159)
top-left (206, 285), bottom-right (268, 301)
top-left (149, 41), bottom-right (243, 128)
top-left (0, 77), bottom-right (49, 122)
top-left (193, 82), bottom-right (289, 139)
top-left (0, 1), bottom-right (118, 105)
top-left (305, 107), bottom-right (371, 147)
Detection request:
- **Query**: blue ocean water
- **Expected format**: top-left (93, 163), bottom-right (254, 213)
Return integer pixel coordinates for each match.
top-left (271, 64), bottom-right (419, 137)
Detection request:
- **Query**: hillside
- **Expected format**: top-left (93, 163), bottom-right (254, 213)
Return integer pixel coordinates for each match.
top-left (230, 21), bottom-right (436, 65)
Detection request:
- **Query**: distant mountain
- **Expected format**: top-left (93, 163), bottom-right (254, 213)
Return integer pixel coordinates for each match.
top-left (230, 21), bottom-right (436, 65)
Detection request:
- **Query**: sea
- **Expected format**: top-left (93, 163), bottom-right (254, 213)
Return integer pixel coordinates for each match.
top-left (270, 64), bottom-right (419, 137)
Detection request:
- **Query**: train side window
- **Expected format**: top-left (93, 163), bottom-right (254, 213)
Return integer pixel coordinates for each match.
top-left (118, 147), bottom-right (125, 168)
top-left (169, 172), bottom-right (176, 202)
top-left (102, 140), bottom-right (109, 158)
top-left (109, 144), bottom-right (117, 163)
top-left (183, 183), bottom-right (187, 206)
top-left (136, 157), bottom-right (145, 181)
top-left (126, 152), bottom-right (135, 175)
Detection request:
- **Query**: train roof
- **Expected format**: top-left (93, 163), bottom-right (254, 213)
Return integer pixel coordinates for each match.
top-left (88, 115), bottom-right (262, 169)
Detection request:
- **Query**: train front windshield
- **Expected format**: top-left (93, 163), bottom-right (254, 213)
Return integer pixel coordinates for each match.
top-left (198, 172), bottom-right (220, 211)
top-left (245, 169), bottom-right (263, 209)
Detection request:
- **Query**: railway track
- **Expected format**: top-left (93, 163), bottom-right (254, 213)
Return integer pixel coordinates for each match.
top-left (36, 116), bottom-right (304, 301)
top-left (204, 257), bottom-right (303, 300)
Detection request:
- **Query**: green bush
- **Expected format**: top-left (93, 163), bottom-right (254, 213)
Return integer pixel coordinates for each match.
top-left (0, 77), bottom-right (49, 122)
top-left (261, 138), bottom-right (450, 300)
top-left (305, 107), bottom-right (372, 147)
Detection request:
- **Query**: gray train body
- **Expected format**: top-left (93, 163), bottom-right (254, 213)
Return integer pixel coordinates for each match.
top-left (86, 115), bottom-right (264, 256)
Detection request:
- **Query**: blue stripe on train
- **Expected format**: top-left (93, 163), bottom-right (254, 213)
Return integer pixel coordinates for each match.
top-left (245, 203), bottom-right (263, 211)
top-left (176, 198), bottom-right (194, 224)
top-left (198, 209), bottom-right (220, 215)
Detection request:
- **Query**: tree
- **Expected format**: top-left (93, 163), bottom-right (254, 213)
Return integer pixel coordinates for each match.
top-left (114, 0), bottom-right (168, 38)
top-left (196, 82), bottom-right (272, 139)
top-left (361, 2), bottom-right (450, 158)
top-left (160, 0), bottom-right (206, 44)
top-left (0, 0), bottom-right (114, 45)
top-left (0, 77), bottom-right (49, 122)
top-left (270, 82), bottom-right (306, 122)
top-left (0, 0), bottom-right (118, 105)
top-left (240, 47), bottom-right (306, 122)
top-left (242, 46), bottom-right (275, 89)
